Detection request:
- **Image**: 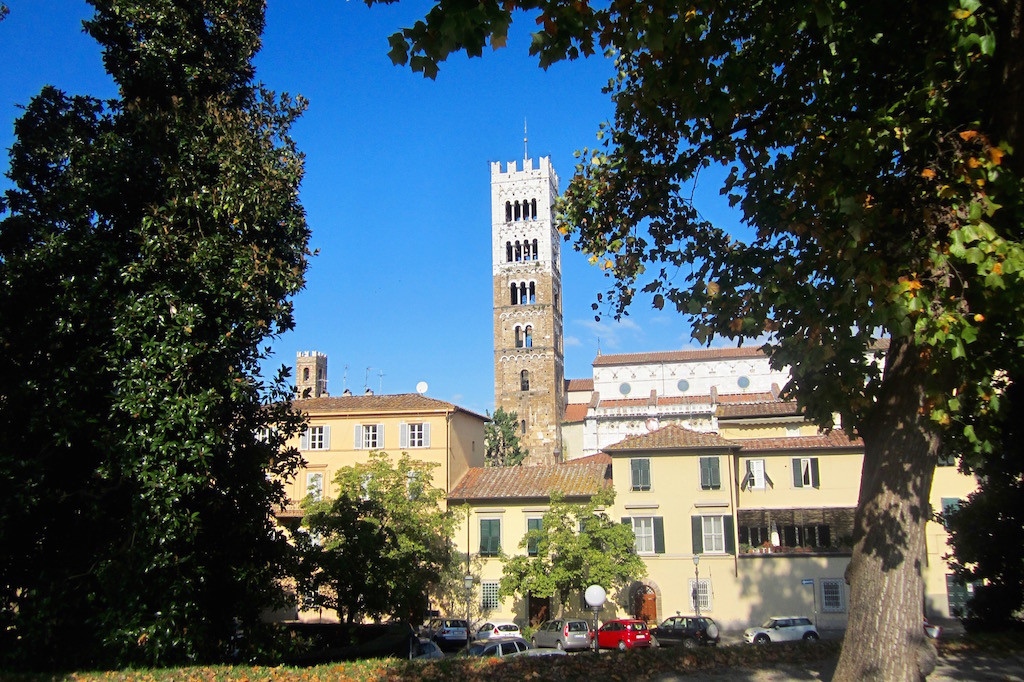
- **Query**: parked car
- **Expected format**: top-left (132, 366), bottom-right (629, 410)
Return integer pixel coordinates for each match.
top-left (421, 617), bottom-right (469, 650)
top-left (412, 639), bottom-right (444, 660)
top-left (465, 636), bottom-right (532, 657)
top-left (475, 620), bottom-right (522, 640)
top-left (531, 618), bottom-right (592, 651)
top-left (593, 619), bottom-right (653, 650)
top-left (651, 615), bottom-right (720, 649)
top-left (743, 616), bottom-right (819, 644)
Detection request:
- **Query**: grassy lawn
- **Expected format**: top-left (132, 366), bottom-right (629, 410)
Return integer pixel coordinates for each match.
top-left (7, 633), bottom-right (1024, 682)
top-left (7, 641), bottom-right (842, 682)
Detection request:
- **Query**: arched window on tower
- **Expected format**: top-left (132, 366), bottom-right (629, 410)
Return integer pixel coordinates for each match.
top-left (532, 239), bottom-right (539, 260)
top-left (514, 240), bottom-right (522, 261)
top-left (515, 326), bottom-right (523, 348)
top-left (521, 370), bottom-right (530, 391)
top-left (521, 419), bottom-right (527, 434)
top-left (524, 326), bottom-right (533, 348)
top-left (303, 367), bottom-right (310, 382)
top-left (506, 241), bottom-right (513, 262)
top-left (505, 201), bottom-right (513, 222)
top-left (519, 282), bottom-right (528, 304)
top-left (514, 201), bottom-right (521, 221)
top-left (531, 198), bottom-right (538, 219)
top-left (529, 282), bottom-right (536, 304)
top-left (510, 283), bottom-right (518, 305)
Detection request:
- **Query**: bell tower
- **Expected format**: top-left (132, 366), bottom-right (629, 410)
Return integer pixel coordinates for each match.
top-left (296, 350), bottom-right (328, 399)
top-left (491, 157), bottom-right (565, 464)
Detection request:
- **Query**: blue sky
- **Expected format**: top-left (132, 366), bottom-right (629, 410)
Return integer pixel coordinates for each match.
top-left (1, 0), bottom-right (741, 417)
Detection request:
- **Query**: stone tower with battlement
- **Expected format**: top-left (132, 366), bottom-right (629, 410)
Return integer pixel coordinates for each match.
top-left (296, 351), bottom-right (328, 399)
top-left (491, 157), bottom-right (565, 465)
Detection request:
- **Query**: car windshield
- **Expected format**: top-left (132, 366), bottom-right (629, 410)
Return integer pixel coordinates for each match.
top-left (467, 644), bottom-right (490, 656)
top-left (445, 620), bottom-right (467, 628)
top-left (568, 621), bottom-right (588, 632)
top-left (761, 619), bottom-right (778, 628)
top-left (628, 622), bottom-right (647, 631)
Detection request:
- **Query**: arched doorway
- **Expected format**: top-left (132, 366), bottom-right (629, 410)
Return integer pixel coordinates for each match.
top-left (632, 584), bottom-right (657, 623)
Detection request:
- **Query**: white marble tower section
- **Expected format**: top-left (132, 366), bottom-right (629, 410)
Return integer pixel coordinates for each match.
top-left (491, 157), bottom-right (565, 465)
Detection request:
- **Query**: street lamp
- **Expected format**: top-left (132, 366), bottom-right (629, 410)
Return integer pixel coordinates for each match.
top-left (584, 584), bottom-right (606, 654)
top-left (464, 574), bottom-right (474, 653)
top-left (692, 555), bottom-right (701, 618)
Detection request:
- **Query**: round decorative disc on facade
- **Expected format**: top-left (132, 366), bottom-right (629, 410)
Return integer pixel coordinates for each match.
top-left (738, 376), bottom-right (751, 389)
top-left (619, 382), bottom-right (631, 395)
top-left (677, 379), bottom-right (689, 392)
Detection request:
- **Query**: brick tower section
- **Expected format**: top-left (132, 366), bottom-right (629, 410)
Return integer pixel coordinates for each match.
top-left (296, 350), bottom-right (328, 399)
top-left (491, 157), bottom-right (565, 465)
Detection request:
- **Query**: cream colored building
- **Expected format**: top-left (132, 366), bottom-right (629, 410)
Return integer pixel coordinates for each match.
top-left (449, 347), bottom-right (978, 631)
top-left (276, 392), bottom-right (487, 521)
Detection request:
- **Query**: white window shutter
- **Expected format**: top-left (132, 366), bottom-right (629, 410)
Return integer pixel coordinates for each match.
top-left (354, 425), bottom-right (362, 449)
top-left (423, 423), bottom-right (431, 447)
top-left (377, 423), bottom-right (385, 448)
top-left (322, 425), bottom-right (330, 449)
top-left (300, 429), bottom-right (309, 450)
top-left (400, 422), bottom-right (409, 448)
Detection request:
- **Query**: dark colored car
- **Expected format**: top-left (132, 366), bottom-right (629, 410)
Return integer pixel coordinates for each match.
top-left (651, 615), bottom-right (720, 649)
top-left (465, 636), bottom-right (531, 657)
top-left (593, 619), bottom-right (652, 650)
top-left (531, 618), bottom-right (592, 651)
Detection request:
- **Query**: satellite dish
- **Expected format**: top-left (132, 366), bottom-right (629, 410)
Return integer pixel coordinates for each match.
top-left (416, 381), bottom-right (428, 395)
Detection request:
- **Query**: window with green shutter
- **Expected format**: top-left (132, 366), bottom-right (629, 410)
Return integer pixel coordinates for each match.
top-left (527, 517), bottom-right (542, 556)
top-left (631, 458), bottom-right (651, 491)
top-left (480, 519), bottom-right (501, 556)
top-left (699, 457), bottom-right (721, 490)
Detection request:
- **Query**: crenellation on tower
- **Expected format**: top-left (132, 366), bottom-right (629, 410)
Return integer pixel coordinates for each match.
top-left (491, 156), bottom-right (565, 465)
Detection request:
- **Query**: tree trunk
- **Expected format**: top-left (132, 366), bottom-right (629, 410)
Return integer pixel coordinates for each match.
top-left (834, 339), bottom-right (940, 682)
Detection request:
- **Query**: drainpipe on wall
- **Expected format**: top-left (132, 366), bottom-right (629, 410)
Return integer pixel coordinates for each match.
top-left (730, 445), bottom-right (739, 578)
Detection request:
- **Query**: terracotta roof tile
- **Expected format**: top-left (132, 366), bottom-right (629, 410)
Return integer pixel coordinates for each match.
top-left (565, 452), bottom-right (612, 466)
top-left (715, 392), bottom-right (777, 404)
top-left (563, 403), bottom-right (590, 423)
top-left (294, 393), bottom-right (488, 421)
top-left (604, 424), bottom-right (738, 452)
top-left (566, 378), bottom-right (594, 391)
top-left (593, 346), bottom-right (767, 366)
top-left (717, 401), bottom-right (802, 418)
top-left (448, 461), bottom-right (611, 501)
top-left (737, 430), bottom-right (863, 452)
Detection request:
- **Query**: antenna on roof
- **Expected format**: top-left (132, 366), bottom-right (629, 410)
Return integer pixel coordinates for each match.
top-left (378, 369), bottom-right (385, 394)
top-left (597, 337), bottom-right (602, 356)
top-left (524, 118), bottom-right (528, 163)
top-left (364, 367), bottom-right (372, 391)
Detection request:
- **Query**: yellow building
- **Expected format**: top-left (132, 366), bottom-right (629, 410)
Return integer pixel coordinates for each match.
top-left (448, 348), bottom-right (977, 632)
top-left (276, 392), bottom-right (487, 521)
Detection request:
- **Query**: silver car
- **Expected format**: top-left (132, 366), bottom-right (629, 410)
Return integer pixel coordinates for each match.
top-left (743, 616), bottom-right (819, 644)
top-left (531, 618), bottom-right (592, 651)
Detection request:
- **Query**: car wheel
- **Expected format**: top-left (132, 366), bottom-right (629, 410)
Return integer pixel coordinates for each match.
top-left (803, 632), bottom-right (820, 642)
top-left (706, 623), bottom-right (720, 640)
top-left (683, 637), bottom-right (698, 650)
top-left (556, 641), bottom-right (563, 651)
top-left (754, 633), bottom-right (770, 645)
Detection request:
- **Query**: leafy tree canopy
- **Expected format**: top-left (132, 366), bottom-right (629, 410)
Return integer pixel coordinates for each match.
top-left (370, 1), bottom-right (1024, 679)
top-left (485, 407), bottom-right (528, 467)
top-left (499, 489), bottom-right (645, 610)
top-left (298, 452), bottom-right (458, 624)
top-left (945, 376), bottom-right (1024, 624)
top-left (0, 0), bottom-right (309, 668)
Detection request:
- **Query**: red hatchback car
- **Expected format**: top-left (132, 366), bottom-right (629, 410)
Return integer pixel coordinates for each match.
top-left (594, 619), bottom-right (653, 650)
